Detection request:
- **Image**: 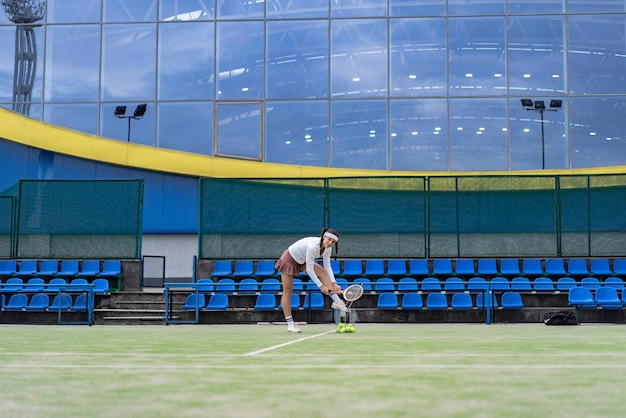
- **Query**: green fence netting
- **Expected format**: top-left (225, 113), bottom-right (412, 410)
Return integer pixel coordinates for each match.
top-left (199, 175), bottom-right (626, 260)
top-left (1, 179), bottom-right (144, 259)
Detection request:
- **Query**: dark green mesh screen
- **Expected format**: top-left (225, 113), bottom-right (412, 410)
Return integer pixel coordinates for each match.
top-left (17, 180), bottom-right (144, 259)
top-left (0, 196), bottom-right (16, 258)
top-left (199, 175), bottom-right (626, 260)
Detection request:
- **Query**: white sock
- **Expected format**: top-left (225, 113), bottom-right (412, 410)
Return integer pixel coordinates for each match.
top-left (286, 316), bottom-right (295, 326)
top-left (330, 293), bottom-right (343, 304)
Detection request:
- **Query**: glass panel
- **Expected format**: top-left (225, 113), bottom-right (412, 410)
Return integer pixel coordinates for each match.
top-left (448, 0), bottom-right (505, 15)
top-left (331, 0), bottom-right (387, 17)
top-left (510, 98), bottom-right (568, 170)
top-left (570, 97), bottom-right (626, 168)
top-left (158, 21), bottom-right (214, 100)
top-left (216, 21), bottom-right (264, 99)
top-left (103, 0), bottom-right (157, 22)
top-left (266, 20), bottom-right (328, 99)
top-left (569, 15), bottom-right (626, 94)
top-left (216, 102), bottom-right (261, 159)
top-left (43, 104), bottom-right (99, 136)
top-left (390, 99), bottom-right (448, 171)
top-left (157, 102), bottom-right (213, 155)
top-left (507, 1), bottom-right (564, 14)
top-left (217, 0), bottom-right (264, 20)
top-left (569, 0), bottom-right (626, 12)
top-left (0, 26), bottom-right (17, 102)
top-left (390, 0), bottom-right (446, 17)
top-left (265, 100), bottom-right (329, 167)
top-left (267, 0), bottom-right (328, 18)
top-left (508, 16), bottom-right (566, 95)
top-left (449, 98), bottom-right (508, 171)
top-left (331, 19), bottom-right (387, 98)
top-left (390, 18), bottom-right (446, 97)
top-left (448, 17), bottom-right (506, 97)
top-left (159, 0), bottom-right (215, 21)
top-left (101, 24), bottom-right (157, 101)
top-left (46, 0), bottom-right (101, 23)
top-left (331, 100), bottom-right (387, 170)
top-left (45, 25), bottom-right (100, 101)
top-left (101, 103), bottom-right (155, 146)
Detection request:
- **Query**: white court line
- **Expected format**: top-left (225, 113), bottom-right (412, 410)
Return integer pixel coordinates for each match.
top-left (243, 329), bottom-right (336, 356)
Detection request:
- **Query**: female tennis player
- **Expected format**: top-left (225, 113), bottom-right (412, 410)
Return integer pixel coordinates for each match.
top-left (275, 228), bottom-right (347, 333)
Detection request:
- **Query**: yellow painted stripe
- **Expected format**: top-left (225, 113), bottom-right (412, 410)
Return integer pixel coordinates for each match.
top-left (1, 107), bottom-right (625, 178)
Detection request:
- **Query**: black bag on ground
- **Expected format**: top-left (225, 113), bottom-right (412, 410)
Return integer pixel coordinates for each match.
top-left (543, 310), bottom-right (578, 325)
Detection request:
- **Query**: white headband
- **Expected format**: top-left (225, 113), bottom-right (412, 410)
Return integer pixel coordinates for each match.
top-left (324, 231), bottom-right (339, 242)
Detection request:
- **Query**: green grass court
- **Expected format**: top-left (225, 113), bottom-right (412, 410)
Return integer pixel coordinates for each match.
top-left (1, 323), bottom-right (625, 418)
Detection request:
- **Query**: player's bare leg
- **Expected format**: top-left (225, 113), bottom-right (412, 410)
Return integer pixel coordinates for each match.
top-left (280, 273), bottom-right (300, 333)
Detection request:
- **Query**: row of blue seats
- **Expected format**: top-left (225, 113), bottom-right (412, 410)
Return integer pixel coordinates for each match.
top-left (569, 286), bottom-right (626, 309)
top-left (181, 291), bottom-right (523, 311)
top-left (1, 293), bottom-right (88, 311)
top-left (0, 259), bottom-right (121, 278)
top-left (198, 276), bottom-right (626, 294)
top-left (0, 277), bottom-right (109, 294)
top-left (209, 258), bottom-right (625, 279)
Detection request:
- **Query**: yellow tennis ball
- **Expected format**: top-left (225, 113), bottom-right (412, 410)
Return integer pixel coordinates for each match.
top-left (338, 323), bottom-right (346, 328)
top-left (338, 327), bottom-right (346, 333)
top-left (349, 325), bottom-right (356, 333)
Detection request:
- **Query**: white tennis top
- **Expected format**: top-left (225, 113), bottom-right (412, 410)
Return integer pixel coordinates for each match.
top-left (288, 237), bottom-right (336, 288)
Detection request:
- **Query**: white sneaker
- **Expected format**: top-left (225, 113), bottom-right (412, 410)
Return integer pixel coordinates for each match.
top-left (287, 325), bottom-right (301, 333)
top-left (331, 301), bottom-right (349, 312)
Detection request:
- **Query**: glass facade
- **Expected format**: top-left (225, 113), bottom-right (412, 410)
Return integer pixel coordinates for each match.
top-left (2, 0), bottom-right (626, 171)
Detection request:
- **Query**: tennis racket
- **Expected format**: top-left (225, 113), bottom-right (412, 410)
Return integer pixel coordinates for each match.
top-left (341, 283), bottom-right (364, 309)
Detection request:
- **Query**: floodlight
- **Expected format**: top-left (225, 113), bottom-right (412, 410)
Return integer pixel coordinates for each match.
top-left (534, 101), bottom-right (546, 110)
top-left (133, 103), bottom-right (147, 118)
top-left (520, 99), bottom-right (533, 107)
top-left (550, 100), bottom-right (562, 108)
top-left (114, 106), bottom-right (127, 117)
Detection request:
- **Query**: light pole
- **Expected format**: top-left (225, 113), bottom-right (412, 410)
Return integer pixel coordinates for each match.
top-left (520, 99), bottom-right (562, 169)
top-left (114, 104), bottom-right (147, 142)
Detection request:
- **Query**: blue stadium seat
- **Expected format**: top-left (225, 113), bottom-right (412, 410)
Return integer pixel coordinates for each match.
top-left (2, 277), bottom-right (23, 292)
top-left (444, 277), bottom-right (465, 292)
top-left (603, 277), bottom-right (625, 290)
top-left (99, 260), bottom-right (121, 278)
top-left (510, 277), bottom-right (532, 291)
top-left (522, 259), bottom-right (544, 276)
top-left (408, 259), bottom-right (429, 277)
top-left (386, 259), bottom-right (407, 277)
top-left (206, 293), bottom-right (229, 310)
top-left (376, 293), bottom-right (399, 309)
top-left (467, 277), bottom-right (487, 292)
top-left (72, 293), bottom-right (88, 311)
top-left (302, 292), bottom-right (324, 309)
top-left (475, 292), bottom-right (498, 309)
top-left (451, 293), bottom-right (473, 310)
top-left (500, 291), bottom-right (524, 309)
top-left (433, 259), bottom-right (453, 276)
top-left (364, 259), bottom-right (385, 278)
top-left (401, 293), bottom-right (423, 310)
top-left (342, 260), bottom-right (363, 277)
top-left (25, 278), bottom-right (45, 292)
top-left (590, 258), bottom-right (612, 277)
top-left (260, 278), bottom-right (281, 294)
top-left (489, 277), bottom-right (510, 291)
top-left (500, 259), bottom-right (521, 276)
top-left (49, 293), bottom-right (72, 310)
top-left (183, 292), bottom-right (206, 311)
top-left (568, 287), bottom-right (596, 309)
top-left (420, 277), bottom-right (442, 292)
top-left (16, 260), bottom-right (38, 278)
top-left (556, 277), bottom-right (577, 291)
top-left (354, 277), bottom-right (373, 292)
top-left (580, 277), bottom-right (600, 290)
top-left (330, 260), bottom-right (341, 276)
top-left (70, 278), bottom-right (89, 287)
top-left (374, 277), bottom-right (396, 292)
top-left (613, 259), bottom-right (626, 276)
top-left (92, 278), bottom-right (110, 294)
top-left (397, 277), bottom-right (418, 292)
top-left (3, 293), bottom-right (27, 310)
top-left (58, 260), bottom-right (79, 278)
top-left (211, 261), bottom-right (232, 278)
top-left (78, 260), bottom-right (100, 277)
top-left (254, 260), bottom-right (276, 278)
top-left (305, 280), bottom-right (321, 292)
top-left (254, 294), bottom-right (277, 310)
top-left (545, 259), bottom-right (566, 276)
top-left (292, 278), bottom-right (304, 292)
top-left (46, 278), bottom-right (67, 293)
top-left (594, 286), bottom-right (622, 309)
top-left (279, 294), bottom-right (301, 310)
top-left (37, 260), bottom-right (59, 278)
top-left (477, 259), bottom-right (498, 277)
top-left (196, 278), bottom-right (215, 293)
top-left (232, 260), bottom-right (254, 277)
top-left (533, 277), bottom-right (555, 291)
top-left (567, 259), bottom-right (589, 276)
top-left (215, 278), bottom-right (236, 294)
top-left (426, 293), bottom-right (448, 310)
top-left (0, 259), bottom-right (17, 277)
top-left (454, 259), bottom-right (475, 276)
top-left (238, 278), bottom-right (259, 294)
